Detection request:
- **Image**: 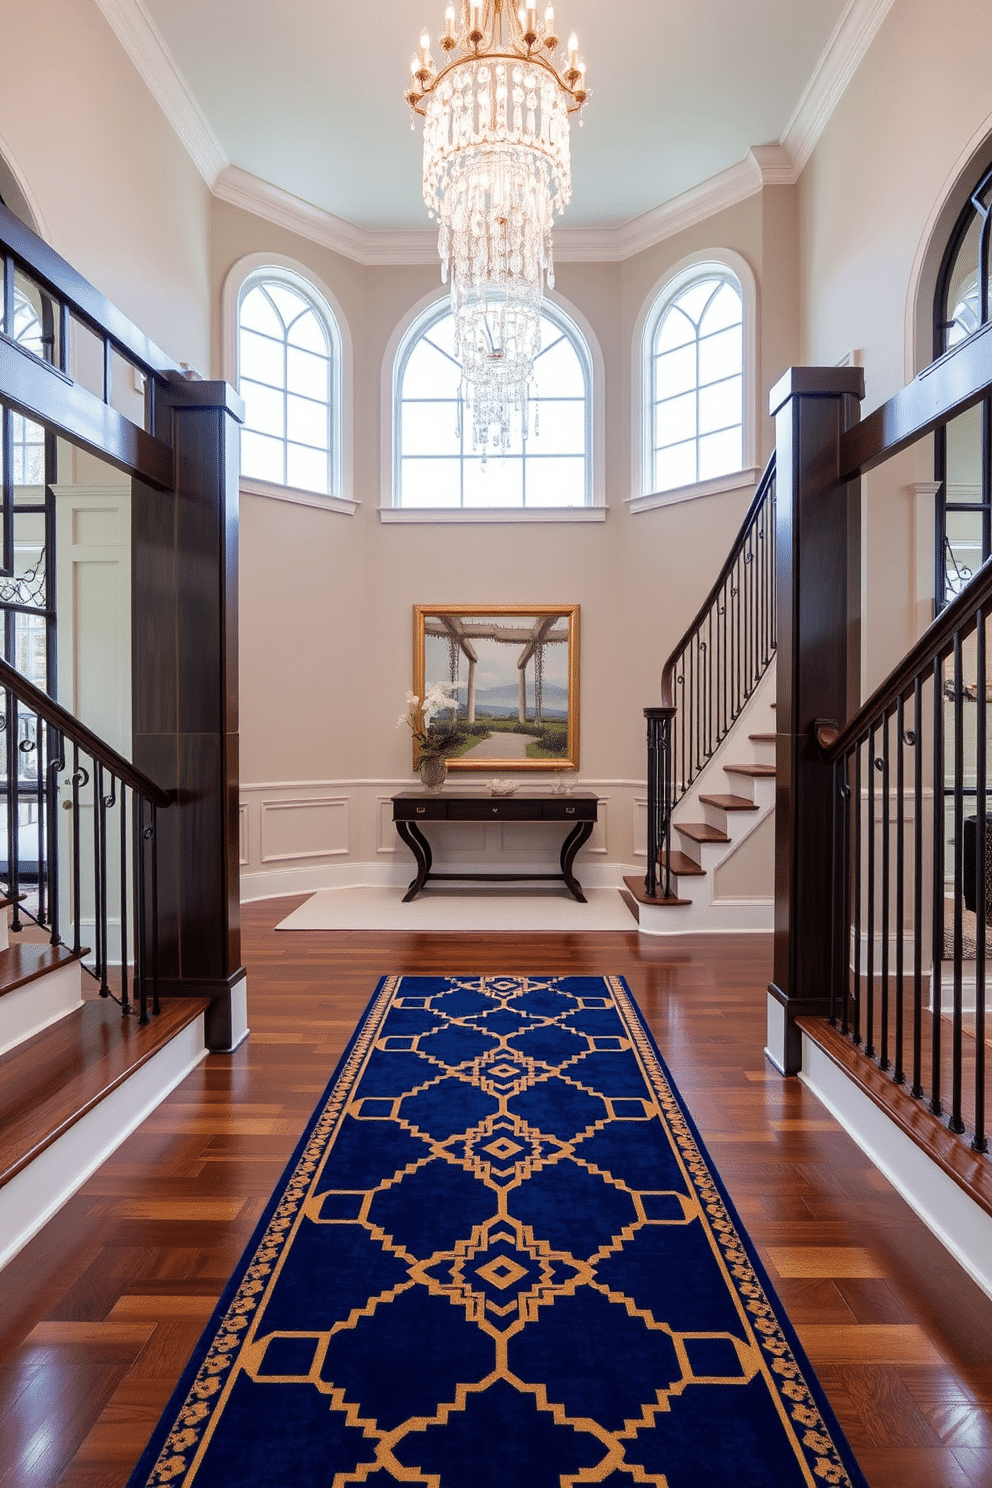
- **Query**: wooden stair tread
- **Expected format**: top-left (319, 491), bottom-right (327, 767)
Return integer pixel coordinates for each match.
top-left (622, 875), bottom-right (690, 908)
top-left (698, 793), bottom-right (759, 811)
top-left (725, 763), bottom-right (776, 777)
top-left (674, 821), bottom-right (731, 844)
top-left (0, 942), bottom-right (86, 999)
top-left (658, 850), bottom-right (705, 877)
top-left (0, 997), bottom-right (209, 1189)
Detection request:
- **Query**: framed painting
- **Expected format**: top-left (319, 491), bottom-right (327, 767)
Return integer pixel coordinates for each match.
top-left (412, 604), bottom-right (580, 772)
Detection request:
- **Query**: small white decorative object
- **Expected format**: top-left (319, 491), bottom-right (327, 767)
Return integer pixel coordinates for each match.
top-left (551, 770), bottom-right (577, 795)
top-left (488, 778), bottom-right (519, 796)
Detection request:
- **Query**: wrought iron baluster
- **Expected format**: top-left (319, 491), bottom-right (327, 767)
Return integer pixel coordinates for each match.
top-left (931, 655), bottom-right (944, 1117)
top-left (975, 608), bottom-right (988, 1152)
top-left (120, 784), bottom-right (130, 1016)
top-left (911, 676), bottom-right (924, 1099)
top-left (894, 695), bottom-right (906, 1085)
top-left (46, 727), bottom-right (63, 948)
top-left (866, 727), bottom-right (877, 1060)
top-left (853, 746), bottom-right (863, 1047)
top-left (950, 632), bottom-right (965, 1134)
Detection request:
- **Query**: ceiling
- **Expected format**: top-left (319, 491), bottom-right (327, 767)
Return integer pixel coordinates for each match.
top-left (136, 0), bottom-right (855, 234)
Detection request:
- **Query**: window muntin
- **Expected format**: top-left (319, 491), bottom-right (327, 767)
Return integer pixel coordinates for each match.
top-left (395, 301), bottom-right (592, 509)
top-left (238, 274), bottom-right (336, 496)
top-left (648, 270), bottom-right (744, 495)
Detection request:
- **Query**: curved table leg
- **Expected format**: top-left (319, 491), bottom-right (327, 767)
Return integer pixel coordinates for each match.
top-left (560, 820), bottom-right (594, 902)
top-left (396, 820), bottom-right (433, 901)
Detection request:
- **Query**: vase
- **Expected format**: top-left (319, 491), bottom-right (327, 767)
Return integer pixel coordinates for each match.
top-left (419, 753), bottom-right (447, 793)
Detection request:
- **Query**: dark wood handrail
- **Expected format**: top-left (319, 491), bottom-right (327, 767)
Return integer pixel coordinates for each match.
top-left (824, 554), bottom-right (992, 760)
top-left (659, 451), bottom-right (776, 708)
top-left (0, 201), bottom-right (182, 380)
top-left (0, 655), bottom-right (173, 807)
top-left (839, 318), bottom-right (992, 481)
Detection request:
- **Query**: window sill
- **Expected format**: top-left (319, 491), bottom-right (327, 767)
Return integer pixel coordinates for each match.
top-left (241, 476), bottom-right (358, 516)
top-left (379, 505), bottom-right (606, 525)
top-left (627, 467), bottom-right (760, 515)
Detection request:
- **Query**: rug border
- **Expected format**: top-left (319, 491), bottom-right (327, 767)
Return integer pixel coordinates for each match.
top-left (126, 972), bottom-right (870, 1488)
top-left (124, 974), bottom-right (398, 1488)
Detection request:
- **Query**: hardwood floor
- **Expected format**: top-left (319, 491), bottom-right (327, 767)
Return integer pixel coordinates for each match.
top-left (1, 899), bottom-right (991, 1487)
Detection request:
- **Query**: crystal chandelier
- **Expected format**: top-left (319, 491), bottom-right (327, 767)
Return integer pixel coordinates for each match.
top-left (405, 0), bottom-right (588, 450)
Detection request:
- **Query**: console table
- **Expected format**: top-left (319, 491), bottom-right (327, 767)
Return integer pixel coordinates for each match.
top-left (391, 792), bottom-right (598, 903)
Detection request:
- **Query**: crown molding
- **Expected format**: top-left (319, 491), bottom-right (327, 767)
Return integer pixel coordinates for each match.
top-left (782, 0), bottom-right (897, 175)
top-left (92, 0), bottom-right (227, 186)
top-left (97, 0), bottom-right (889, 264)
top-left (214, 166), bottom-right (438, 265)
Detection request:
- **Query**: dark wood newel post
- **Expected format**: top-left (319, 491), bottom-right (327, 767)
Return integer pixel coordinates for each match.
top-left (132, 375), bottom-right (247, 1052)
top-left (767, 367), bottom-right (864, 1075)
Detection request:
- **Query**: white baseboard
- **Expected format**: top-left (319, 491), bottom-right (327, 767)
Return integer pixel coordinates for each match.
top-left (0, 1015), bottom-right (207, 1271)
top-left (800, 1032), bottom-right (992, 1303)
top-left (240, 859), bottom-right (642, 903)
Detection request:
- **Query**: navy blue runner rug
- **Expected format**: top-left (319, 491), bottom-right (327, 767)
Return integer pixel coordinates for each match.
top-left (129, 974), bottom-right (868, 1487)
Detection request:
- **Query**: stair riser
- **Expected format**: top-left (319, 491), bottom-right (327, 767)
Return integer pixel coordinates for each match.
top-left (0, 963), bottom-right (83, 1058)
top-left (0, 1016), bottom-right (206, 1271)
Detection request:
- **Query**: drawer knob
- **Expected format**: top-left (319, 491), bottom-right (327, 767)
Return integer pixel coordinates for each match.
top-left (416, 806), bottom-right (426, 815)
top-left (565, 806), bottom-right (575, 815)
top-left (492, 806), bottom-right (499, 814)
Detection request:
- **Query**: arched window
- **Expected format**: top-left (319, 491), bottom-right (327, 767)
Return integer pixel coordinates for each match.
top-left (932, 161), bottom-right (992, 608)
top-left (644, 264), bottom-right (745, 496)
top-left (393, 299), bottom-right (592, 509)
top-left (10, 287), bottom-right (44, 486)
top-left (237, 269), bottom-right (340, 498)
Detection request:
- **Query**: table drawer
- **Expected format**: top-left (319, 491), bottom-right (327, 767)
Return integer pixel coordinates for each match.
top-left (447, 799), bottom-right (541, 820)
top-left (542, 800), bottom-right (597, 820)
top-left (393, 799), bottom-right (449, 821)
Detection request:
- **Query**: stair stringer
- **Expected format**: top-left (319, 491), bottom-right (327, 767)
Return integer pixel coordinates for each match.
top-left (638, 661), bottom-right (776, 936)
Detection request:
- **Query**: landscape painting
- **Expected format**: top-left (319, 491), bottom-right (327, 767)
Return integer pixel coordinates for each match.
top-left (412, 604), bottom-right (580, 771)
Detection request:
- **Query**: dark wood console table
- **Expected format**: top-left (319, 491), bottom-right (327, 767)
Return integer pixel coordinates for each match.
top-left (391, 792), bottom-right (598, 903)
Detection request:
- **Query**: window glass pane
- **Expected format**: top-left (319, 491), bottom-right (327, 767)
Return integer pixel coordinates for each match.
top-left (524, 400), bottom-right (584, 455)
top-left (655, 306), bottom-right (694, 353)
top-left (240, 328), bottom-right (284, 387)
top-left (698, 376), bottom-right (742, 436)
top-left (700, 281), bottom-right (742, 336)
top-left (287, 442), bottom-right (329, 494)
top-left (402, 400), bottom-right (462, 458)
top-left (655, 440), bottom-right (696, 493)
top-left (525, 456), bottom-right (585, 506)
top-left (287, 308), bottom-right (328, 355)
top-left (532, 337), bottom-right (584, 398)
top-left (396, 304), bottom-right (590, 508)
top-left (286, 346), bottom-right (328, 400)
top-left (242, 429), bottom-right (284, 484)
top-left (656, 390), bottom-right (696, 448)
top-left (698, 325), bottom-right (742, 385)
top-left (12, 415), bottom-right (45, 486)
top-left (287, 394), bottom-right (328, 448)
top-left (242, 379), bottom-right (285, 440)
top-left (655, 344), bottom-right (696, 399)
top-left (265, 283), bottom-right (308, 325)
top-left (240, 287), bottom-right (282, 338)
top-left (463, 456), bottom-right (523, 507)
top-left (403, 338), bottom-right (462, 399)
top-left (698, 428), bottom-right (742, 481)
top-left (400, 458), bottom-right (461, 507)
top-left (676, 279), bottom-right (720, 324)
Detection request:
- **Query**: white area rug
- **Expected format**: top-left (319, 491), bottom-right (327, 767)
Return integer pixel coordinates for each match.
top-left (275, 885), bottom-right (638, 933)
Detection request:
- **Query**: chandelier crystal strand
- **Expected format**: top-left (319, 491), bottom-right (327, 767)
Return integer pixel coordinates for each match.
top-left (407, 0), bottom-right (588, 451)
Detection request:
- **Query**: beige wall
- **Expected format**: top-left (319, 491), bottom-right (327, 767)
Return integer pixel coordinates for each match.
top-left (0, 1), bottom-right (211, 372)
top-left (215, 188), bottom-right (798, 886)
top-left (798, 0), bottom-right (992, 692)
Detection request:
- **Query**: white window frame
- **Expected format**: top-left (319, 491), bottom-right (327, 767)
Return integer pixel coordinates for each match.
top-left (630, 250), bottom-right (759, 515)
top-left (222, 254), bottom-right (355, 515)
top-left (381, 289), bottom-right (606, 523)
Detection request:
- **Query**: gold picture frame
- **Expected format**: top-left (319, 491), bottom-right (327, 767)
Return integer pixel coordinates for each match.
top-left (412, 604), bottom-right (580, 772)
